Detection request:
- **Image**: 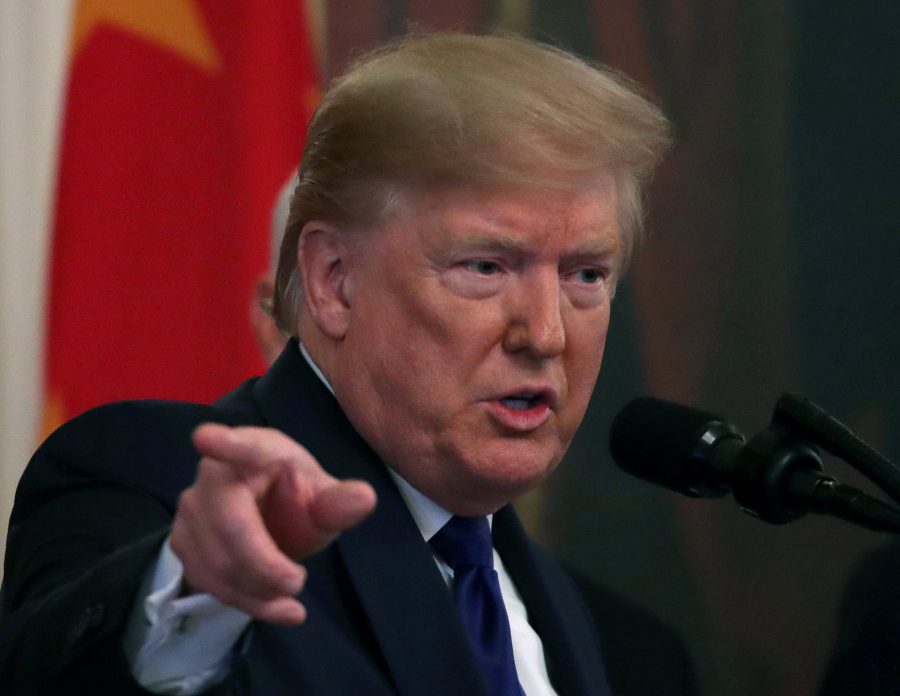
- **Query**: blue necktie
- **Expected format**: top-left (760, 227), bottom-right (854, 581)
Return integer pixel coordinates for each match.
top-left (430, 516), bottom-right (526, 696)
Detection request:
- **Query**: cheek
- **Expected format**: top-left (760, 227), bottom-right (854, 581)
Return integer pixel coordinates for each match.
top-left (357, 300), bottom-right (462, 417)
top-left (564, 313), bottom-right (610, 411)
top-left (383, 286), bottom-right (504, 377)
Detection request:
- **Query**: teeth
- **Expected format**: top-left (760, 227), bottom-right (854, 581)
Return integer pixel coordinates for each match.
top-left (502, 397), bottom-right (535, 411)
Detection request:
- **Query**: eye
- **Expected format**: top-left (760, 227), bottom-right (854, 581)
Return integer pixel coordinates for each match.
top-left (567, 267), bottom-right (606, 284)
top-left (444, 258), bottom-right (506, 299)
top-left (464, 260), bottom-right (502, 276)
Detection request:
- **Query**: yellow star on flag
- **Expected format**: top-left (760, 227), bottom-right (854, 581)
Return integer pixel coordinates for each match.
top-left (71, 0), bottom-right (221, 72)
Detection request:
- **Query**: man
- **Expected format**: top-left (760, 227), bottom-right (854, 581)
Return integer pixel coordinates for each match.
top-left (2, 34), bottom-right (680, 694)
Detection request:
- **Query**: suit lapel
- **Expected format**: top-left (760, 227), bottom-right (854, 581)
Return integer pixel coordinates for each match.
top-left (252, 342), bottom-right (489, 696)
top-left (494, 508), bottom-right (613, 696)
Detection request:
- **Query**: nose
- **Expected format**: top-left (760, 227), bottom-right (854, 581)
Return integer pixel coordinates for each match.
top-left (502, 271), bottom-right (566, 359)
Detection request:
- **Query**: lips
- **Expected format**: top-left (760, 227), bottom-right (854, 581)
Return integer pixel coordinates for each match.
top-left (487, 387), bottom-right (558, 432)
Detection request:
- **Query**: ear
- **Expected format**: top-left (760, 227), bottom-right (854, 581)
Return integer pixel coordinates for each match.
top-left (298, 221), bottom-right (354, 340)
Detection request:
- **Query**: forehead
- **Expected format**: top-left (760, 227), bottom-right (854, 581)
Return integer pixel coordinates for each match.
top-left (386, 175), bottom-right (621, 254)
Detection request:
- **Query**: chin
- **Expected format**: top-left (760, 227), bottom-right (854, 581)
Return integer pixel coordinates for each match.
top-left (468, 442), bottom-right (560, 499)
top-left (432, 431), bottom-right (565, 514)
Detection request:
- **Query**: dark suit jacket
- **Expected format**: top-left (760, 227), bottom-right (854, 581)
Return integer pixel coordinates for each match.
top-left (1, 341), bottom-right (692, 695)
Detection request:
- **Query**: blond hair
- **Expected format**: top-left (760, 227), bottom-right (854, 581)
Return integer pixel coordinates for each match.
top-left (273, 33), bottom-right (670, 333)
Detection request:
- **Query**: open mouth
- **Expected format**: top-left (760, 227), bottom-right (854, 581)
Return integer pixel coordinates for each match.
top-left (500, 394), bottom-right (543, 411)
top-left (489, 389), bottom-right (556, 431)
top-left (498, 387), bottom-right (558, 411)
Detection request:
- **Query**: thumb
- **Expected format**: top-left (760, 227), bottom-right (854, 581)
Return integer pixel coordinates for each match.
top-left (266, 475), bottom-right (377, 559)
top-left (310, 479), bottom-right (378, 535)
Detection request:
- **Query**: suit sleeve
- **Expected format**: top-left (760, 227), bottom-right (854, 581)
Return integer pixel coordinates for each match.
top-left (0, 401), bottom-right (215, 695)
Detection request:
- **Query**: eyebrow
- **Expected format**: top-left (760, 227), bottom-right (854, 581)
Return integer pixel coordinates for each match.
top-left (452, 233), bottom-right (531, 254)
top-left (452, 233), bottom-right (619, 260)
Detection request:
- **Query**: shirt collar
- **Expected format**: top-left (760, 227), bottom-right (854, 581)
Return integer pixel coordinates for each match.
top-left (299, 341), bottom-right (333, 395)
top-left (386, 470), bottom-right (452, 541)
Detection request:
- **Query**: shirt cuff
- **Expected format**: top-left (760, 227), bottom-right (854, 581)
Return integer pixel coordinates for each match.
top-left (123, 537), bottom-right (252, 695)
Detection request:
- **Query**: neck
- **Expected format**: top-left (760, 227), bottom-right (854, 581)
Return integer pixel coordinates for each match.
top-left (297, 317), bottom-right (338, 386)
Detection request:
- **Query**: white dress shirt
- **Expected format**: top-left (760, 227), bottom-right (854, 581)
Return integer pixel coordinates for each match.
top-left (123, 345), bottom-right (557, 695)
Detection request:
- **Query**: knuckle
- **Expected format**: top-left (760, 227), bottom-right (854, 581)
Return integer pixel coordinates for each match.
top-left (218, 510), bottom-right (250, 540)
top-left (206, 551), bottom-right (240, 585)
top-left (196, 456), bottom-right (225, 481)
top-left (259, 561), bottom-right (291, 588)
top-left (169, 521), bottom-right (187, 550)
top-left (176, 488), bottom-right (198, 515)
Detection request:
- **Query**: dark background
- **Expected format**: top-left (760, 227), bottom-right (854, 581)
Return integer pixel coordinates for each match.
top-left (321, 1), bottom-right (899, 693)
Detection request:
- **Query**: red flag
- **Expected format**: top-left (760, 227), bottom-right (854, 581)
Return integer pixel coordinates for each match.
top-left (44, 1), bottom-right (318, 435)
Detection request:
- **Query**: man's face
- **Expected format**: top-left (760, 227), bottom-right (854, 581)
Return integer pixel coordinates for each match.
top-left (330, 177), bottom-right (621, 515)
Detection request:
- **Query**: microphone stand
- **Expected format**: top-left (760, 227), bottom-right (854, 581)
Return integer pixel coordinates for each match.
top-left (774, 392), bottom-right (900, 506)
top-left (730, 393), bottom-right (900, 533)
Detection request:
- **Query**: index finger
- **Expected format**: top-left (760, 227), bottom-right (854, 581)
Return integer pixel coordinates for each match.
top-left (193, 423), bottom-right (333, 481)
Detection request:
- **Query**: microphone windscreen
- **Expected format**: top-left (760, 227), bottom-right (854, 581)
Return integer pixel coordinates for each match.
top-left (609, 397), bottom-right (723, 493)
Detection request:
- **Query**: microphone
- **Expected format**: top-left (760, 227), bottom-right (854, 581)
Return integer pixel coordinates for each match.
top-left (609, 397), bottom-right (745, 500)
top-left (609, 397), bottom-right (900, 532)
